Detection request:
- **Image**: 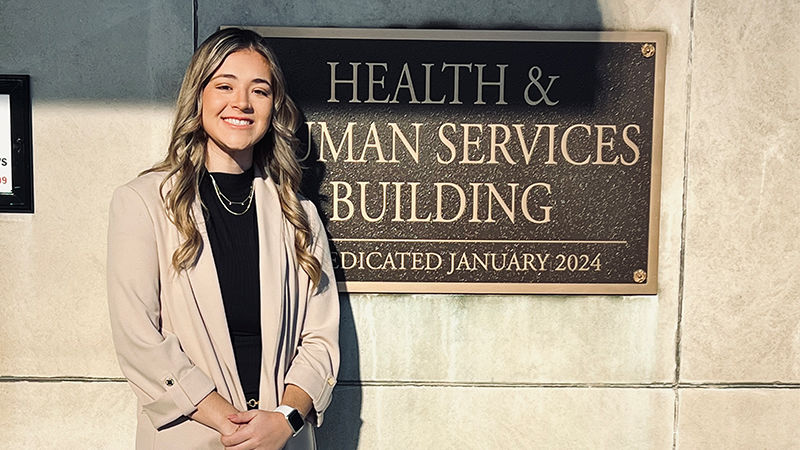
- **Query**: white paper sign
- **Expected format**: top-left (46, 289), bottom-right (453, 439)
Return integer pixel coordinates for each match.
top-left (0, 94), bottom-right (12, 194)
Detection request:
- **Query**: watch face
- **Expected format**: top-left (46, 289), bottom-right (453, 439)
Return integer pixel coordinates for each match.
top-left (288, 410), bottom-right (304, 432)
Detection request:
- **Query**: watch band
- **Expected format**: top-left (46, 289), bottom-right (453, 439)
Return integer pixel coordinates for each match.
top-left (273, 405), bottom-right (304, 437)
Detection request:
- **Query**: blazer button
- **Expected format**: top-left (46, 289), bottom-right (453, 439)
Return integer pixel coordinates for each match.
top-left (327, 377), bottom-right (335, 386)
top-left (165, 378), bottom-right (175, 387)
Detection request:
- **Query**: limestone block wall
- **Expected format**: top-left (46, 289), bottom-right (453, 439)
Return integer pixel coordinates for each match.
top-left (1, 0), bottom-right (797, 448)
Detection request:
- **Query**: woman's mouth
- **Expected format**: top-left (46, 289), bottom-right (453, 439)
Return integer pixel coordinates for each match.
top-left (223, 117), bottom-right (253, 126)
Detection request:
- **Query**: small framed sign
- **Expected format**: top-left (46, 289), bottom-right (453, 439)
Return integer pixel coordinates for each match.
top-left (0, 75), bottom-right (33, 213)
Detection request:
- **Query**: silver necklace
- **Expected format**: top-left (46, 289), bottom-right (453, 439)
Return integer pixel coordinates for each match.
top-left (208, 173), bottom-right (254, 216)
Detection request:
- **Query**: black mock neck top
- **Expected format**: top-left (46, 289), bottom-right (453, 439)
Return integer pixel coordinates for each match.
top-left (198, 167), bottom-right (261, 400)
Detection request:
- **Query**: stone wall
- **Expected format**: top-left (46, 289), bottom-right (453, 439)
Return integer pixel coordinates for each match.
top-left (1, 0), bottom-right (798, 447)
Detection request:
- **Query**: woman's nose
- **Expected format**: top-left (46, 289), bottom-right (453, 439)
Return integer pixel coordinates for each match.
top-left (232, 89), bottom-right (252, 111)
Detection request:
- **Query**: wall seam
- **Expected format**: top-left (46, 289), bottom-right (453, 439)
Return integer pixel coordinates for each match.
top-left (343, 381), bottom-right (800, 389)
top-left (193, 0), bottom-right (199, 50)
top-left (0, 376), bottom-right (125, 383)
top-left (5, 377), bottom-right (800, 389)
top-left (674, 0), bottom-right (698, 448)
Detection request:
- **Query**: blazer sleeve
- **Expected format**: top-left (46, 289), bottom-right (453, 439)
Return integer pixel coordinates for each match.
top-left (107, 185), bottom-right (215, 429)
top-left (284, 204), bottom-right (340, 427)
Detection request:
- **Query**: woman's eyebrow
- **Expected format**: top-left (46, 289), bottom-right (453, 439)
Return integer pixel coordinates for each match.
top-left (212, 73), bottom-right (271, 86)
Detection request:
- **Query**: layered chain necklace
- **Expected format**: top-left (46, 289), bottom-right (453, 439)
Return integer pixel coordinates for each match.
top-left (208, 173), bottom-right (254, 216)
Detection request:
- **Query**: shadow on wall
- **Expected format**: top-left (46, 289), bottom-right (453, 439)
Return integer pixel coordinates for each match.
top-left (315, 292), bottom-right (363, 449)
top-left (0, 1), bottom-right (192, 102)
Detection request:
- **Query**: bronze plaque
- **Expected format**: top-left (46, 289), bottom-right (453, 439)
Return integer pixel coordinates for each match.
top-left (247, 27), bottom-right (666, 294)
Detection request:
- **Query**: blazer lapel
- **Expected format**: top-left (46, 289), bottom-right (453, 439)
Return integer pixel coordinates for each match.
top-left (187, 198), bottom-right (244, 408)
top-left (254, 170), bottom-right (287, 408)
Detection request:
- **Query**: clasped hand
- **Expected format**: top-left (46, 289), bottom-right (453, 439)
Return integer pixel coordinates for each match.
top-left (220, 410), bottom-right (293, 450)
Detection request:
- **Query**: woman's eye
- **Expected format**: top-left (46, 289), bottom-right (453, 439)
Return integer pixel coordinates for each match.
top-left (216, 85), bottom-right (232, 91)
top-left (255, 89), bottom-right (271, 97)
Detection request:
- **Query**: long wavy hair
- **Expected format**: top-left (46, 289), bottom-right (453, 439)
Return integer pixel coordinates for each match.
top-left (143, 27), bottom-right (321, 286)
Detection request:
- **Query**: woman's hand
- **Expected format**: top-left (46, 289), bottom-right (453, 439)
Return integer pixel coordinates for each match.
top-left (219, 410), bottom-right (293, 450)
top-left (190, 391), bottom-right (241, 436)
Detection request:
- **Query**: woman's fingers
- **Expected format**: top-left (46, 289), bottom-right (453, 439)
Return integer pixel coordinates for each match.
top-left (227, 409), bottom-right (259, 424)
top-left (223, 439), bottom-right (256, 450)
top-left (220, 426), bottom-right (251, 447)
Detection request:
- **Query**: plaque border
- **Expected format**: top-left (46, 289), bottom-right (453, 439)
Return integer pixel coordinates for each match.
top-left (240, 26), bottom-right (666, 295)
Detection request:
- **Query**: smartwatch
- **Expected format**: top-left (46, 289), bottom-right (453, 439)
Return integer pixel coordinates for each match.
top-left (273, 405), bottom-right (304, 437)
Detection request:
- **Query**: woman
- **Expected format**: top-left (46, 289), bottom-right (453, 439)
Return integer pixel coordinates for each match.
top-left (107, 28), bottom-right (339, 449)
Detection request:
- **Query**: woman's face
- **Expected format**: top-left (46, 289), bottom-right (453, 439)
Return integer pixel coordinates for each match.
top-left (201, 49), bottom-right (274, 164)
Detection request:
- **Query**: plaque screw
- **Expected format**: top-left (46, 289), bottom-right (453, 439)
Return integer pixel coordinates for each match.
top-left (641, 43), bottom-right (655, 58)
top-left (633, 269), bottom-right (647, 283)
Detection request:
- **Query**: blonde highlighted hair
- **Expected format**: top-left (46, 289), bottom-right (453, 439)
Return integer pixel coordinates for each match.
top-left (143, 27), bottom-right (321, 286)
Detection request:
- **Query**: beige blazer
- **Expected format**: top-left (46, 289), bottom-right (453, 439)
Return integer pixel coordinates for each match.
top-left (107, 170), bottom-right (339, 449)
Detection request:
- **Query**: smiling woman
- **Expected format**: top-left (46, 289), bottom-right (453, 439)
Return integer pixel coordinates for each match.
top-left (202, 49), bottom-right (274, 172)
top-left (107, 28), bottom-right (340, 450)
